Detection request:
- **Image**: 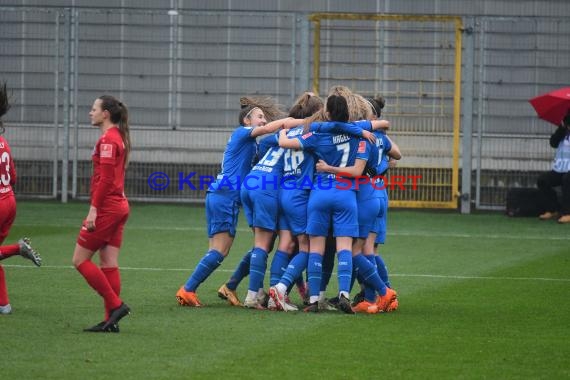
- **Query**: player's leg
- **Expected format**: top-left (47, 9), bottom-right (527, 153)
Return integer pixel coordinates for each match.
top-left (0, 266), bottom-right (10, 314)
top-left (177, 193), bottom-right (237, 307)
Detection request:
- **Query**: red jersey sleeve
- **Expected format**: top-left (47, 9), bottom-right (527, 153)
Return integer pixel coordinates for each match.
top-left (91, 138), bottom-right (120, 209)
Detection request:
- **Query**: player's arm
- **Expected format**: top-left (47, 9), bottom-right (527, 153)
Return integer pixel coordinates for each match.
top-left (251, 117), bottom-right (304, 138)
top-left (371, 119), bottom-right (390, 131)
top-left (316, 158), bottom-right (367, 177)
top-left (386, 135), bottom-right (402, 160)
top-left (278, 128), bottom-right (303, 149)
top-left (87, 141), bottom-right (118, 231)
top-left (315, 121), bottom-right (376, 144)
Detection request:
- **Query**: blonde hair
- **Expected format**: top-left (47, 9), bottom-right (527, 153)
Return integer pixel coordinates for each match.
top-left (327, 85), bottom-right (373, 121)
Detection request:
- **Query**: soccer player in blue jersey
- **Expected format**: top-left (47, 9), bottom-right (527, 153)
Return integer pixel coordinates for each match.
top-left (273, 94), bottom-right (364, 313)
top-left (270, 127), bottom-right (381, 312)
top-left (328, 95), bottom-right (401, 313)
top-left (315, 119), bottom-right (401, 313)
top-left (268, 93), bottom-right (324, 309)
top-left (240, 133), bottom-right (288, 309)
top-left (217, 92), bottom-right (323, 309)
top-left (365, 96), bottom-right (400, 312)
top-left (176, 104), bottom-right (302, 307)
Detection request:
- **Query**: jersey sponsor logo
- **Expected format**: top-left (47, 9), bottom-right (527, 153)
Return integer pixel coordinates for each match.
top-left (301, 132), bottom-right (313, 139)
top-left (100, 143), bottom-right (114, 158)
top-left (358, 141), bottom-right (366, 153)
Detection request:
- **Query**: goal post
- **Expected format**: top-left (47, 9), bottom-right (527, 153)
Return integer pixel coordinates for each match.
top-left (309, 13), bottom-right (463, 209)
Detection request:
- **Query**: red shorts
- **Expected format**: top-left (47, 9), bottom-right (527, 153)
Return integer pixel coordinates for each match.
top-left (0, 195), bottom-right (16, 244)
top-left (77, 202), bottom-right (129, 251)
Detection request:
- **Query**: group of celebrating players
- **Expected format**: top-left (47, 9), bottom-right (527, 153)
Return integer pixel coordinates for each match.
top-left (0, 82), bottom-right (402, 336)
top-left (176, 85), bottom-right (401, 315)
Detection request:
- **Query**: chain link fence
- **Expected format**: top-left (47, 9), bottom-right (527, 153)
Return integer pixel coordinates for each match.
top-left (1, 7), bottom-right (569, 210)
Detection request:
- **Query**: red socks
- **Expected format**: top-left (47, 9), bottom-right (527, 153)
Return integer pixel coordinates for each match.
top-left (0, 266), bottom-right (8, 306)
top-left (76, 261), bottom-right (122, 316)
top-left (0, 244), bottom-right (20, 259)
top-left (101, 267), bottom-right (121, 319)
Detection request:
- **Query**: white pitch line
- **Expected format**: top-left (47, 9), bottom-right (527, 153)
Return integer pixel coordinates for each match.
top-left (390, 273), bottom-right (570, 282)
top-left (3, 264), bottom-right (569, 282)
top-left (13, 222), bottom-right (570, 241)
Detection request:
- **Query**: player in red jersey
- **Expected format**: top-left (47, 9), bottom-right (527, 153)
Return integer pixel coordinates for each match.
top-left (74, 95), bottom-right (131, 332)
top-left (0, 82), bottom-right (42, 315)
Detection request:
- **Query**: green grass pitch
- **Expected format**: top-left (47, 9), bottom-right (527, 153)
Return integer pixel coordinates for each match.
top-left (1, 201), bottom-right (569, 379)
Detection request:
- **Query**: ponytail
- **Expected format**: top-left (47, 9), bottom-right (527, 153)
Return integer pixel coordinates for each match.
top-left (117, 102), bottom-right (131, 168)
top-left (98, 95), bottom-right (131, 168)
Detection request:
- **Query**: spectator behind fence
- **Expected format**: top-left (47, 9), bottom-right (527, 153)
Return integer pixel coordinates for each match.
top-left (537, 111), bottom-right (570, 224)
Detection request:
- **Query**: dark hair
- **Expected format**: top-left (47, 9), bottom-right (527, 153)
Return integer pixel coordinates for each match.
top-left (326, 95), bottom-right (349, 123)
top-left (0, 82), bottom-right (10, 134)
top-left (239, 105), bottom-right (259, 125)
top-left (563, 110), bottom-right (570, 127)
top-left (98, 95), bottom-right (131, 168)
top-left (288, 92), bottom-right (324, 118)
top-left (365, 95), bottom-right (385, 118)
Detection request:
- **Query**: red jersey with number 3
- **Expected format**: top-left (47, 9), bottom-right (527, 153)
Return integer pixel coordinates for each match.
top-left (90, 126), bottom-right (127, 210)
top-left (0, 135), bottom-right (16, 200)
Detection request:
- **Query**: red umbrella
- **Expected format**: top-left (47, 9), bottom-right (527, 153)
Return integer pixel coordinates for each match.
top-left (529, 87), bottom-right (570, 126)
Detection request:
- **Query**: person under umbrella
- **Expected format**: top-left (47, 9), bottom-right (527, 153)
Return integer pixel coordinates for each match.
top-left (537, 110), bottom-right (570, 224)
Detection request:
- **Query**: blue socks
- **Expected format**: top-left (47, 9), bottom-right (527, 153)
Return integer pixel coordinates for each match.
top-left (184, 249), bottom-right (224, 291)
top-left (307, 253), bottom-right (323, 297)
top-left (375, 254), bottom-right (391, 288)
top-left (353, 253), bottom-right (387, 296)
top-left (281, 251), bottom-right (308, 288)
top-left (226, 249), bottom-right (252, 291)
top-left (320, 246), bottom-right (335, 292)
top-left (248, 247), bottom-right (268, 292)
top-left (337, 249), bottom-right (353, 294)
top-left (364, 255), bottom-right (378, 302)
top-left (269, 250), bottom-right (290, 286)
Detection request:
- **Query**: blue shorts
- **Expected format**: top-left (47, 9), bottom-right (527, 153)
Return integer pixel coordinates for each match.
top-left (279, 188), bottom-right (310, 236)
top-left (206, 192), bottom-right (240, 238)
top-left (306, 187), bottom-right (358, 237)
top-left (240, 182), bottom-right (279, 232)
top-left (374, 195), bottom-right (388, 244)
top-left (357, 196), bottom-right (380, 239)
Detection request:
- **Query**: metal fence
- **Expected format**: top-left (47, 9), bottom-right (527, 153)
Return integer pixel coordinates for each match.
top-left (1, 7), bottom-right (569, 210)
top-left (469, 16), bottom-right (570, 210)
top-left (309, 13), bottom-right (463, 209)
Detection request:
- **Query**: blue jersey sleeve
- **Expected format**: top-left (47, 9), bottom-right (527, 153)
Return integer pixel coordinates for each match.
top-left (295, 131), bottom-right (319, 151)
top-left (231, 126), bottom-right (254, 143)
top-left (258, 133), bottom-right (279, 156)
top-left (355, 139), bottom-right (371, 162)
top-left (310, 120), bottom-right (372, 136)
